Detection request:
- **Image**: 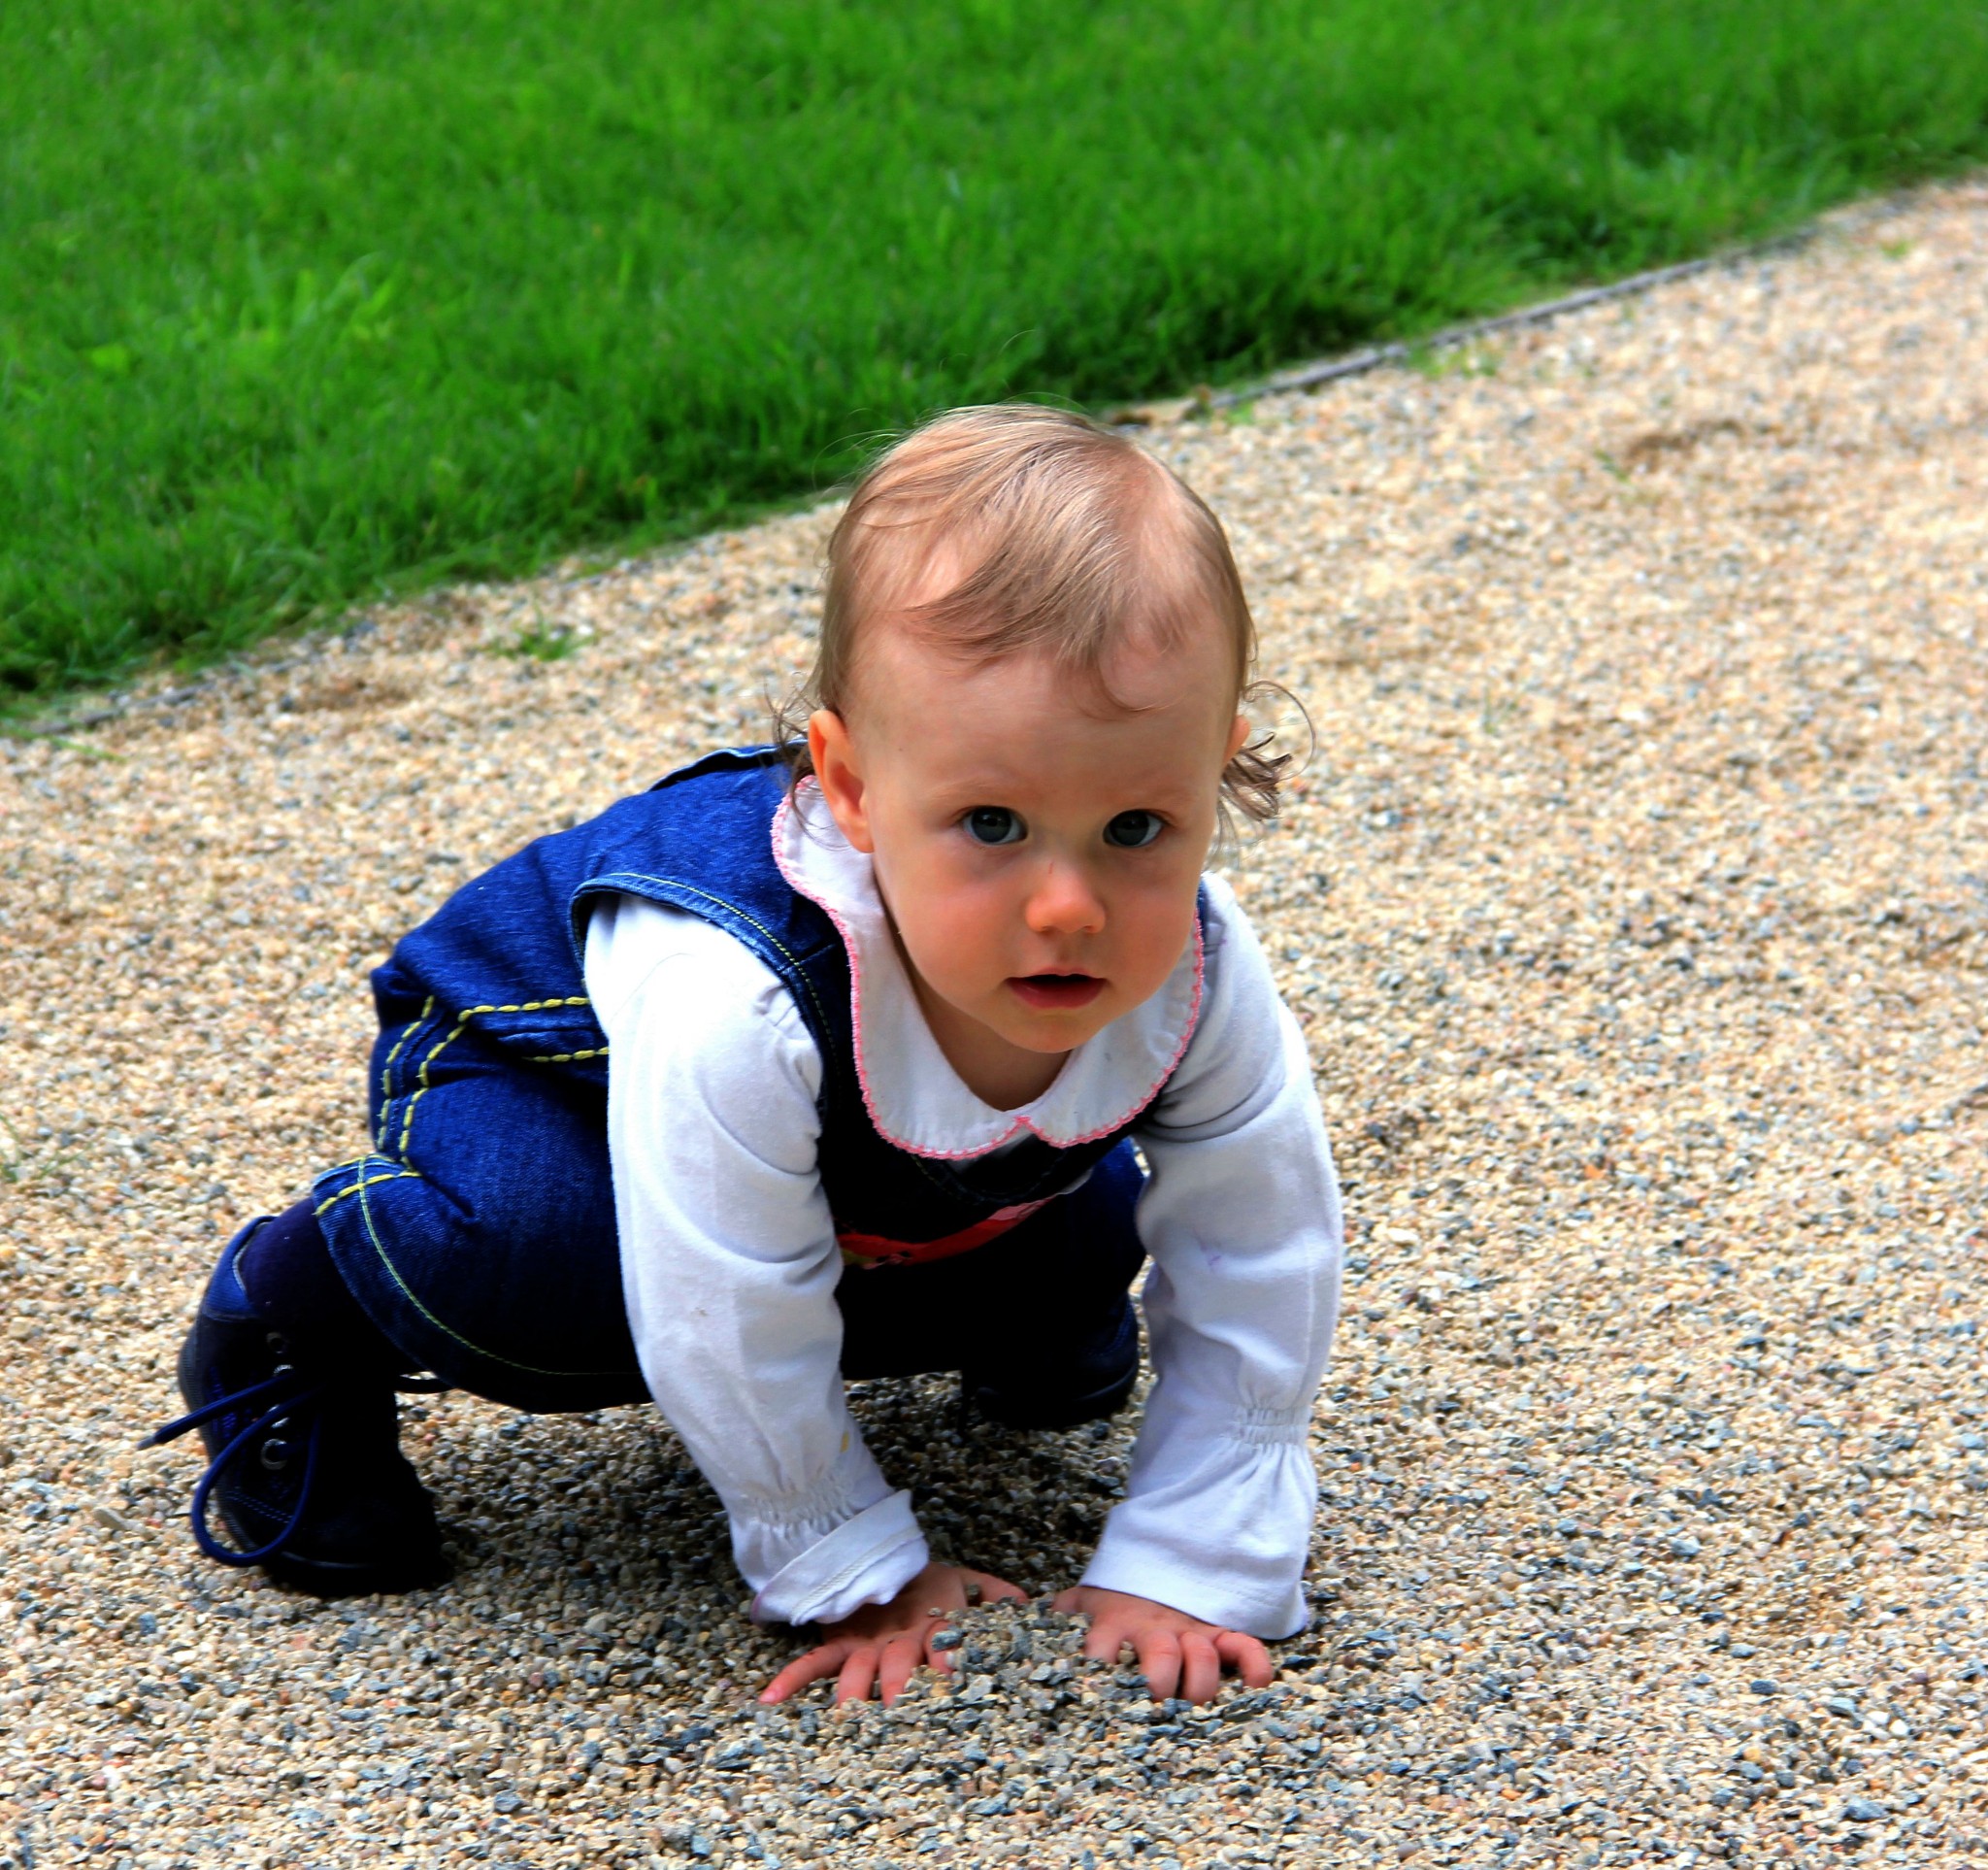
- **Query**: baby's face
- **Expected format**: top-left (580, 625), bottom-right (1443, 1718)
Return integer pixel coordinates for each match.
top-left (811, 620), bottom-right (1247, 1066)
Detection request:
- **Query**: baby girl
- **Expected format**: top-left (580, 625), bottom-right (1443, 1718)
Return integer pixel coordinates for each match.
top-left (149, 404), bottom-right (1344, 1708)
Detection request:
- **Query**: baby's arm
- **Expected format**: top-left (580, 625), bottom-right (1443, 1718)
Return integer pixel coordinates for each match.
top-left (1084, 876), bottom-right (1344, 1658)
top-left (587, 898), bottom-right (933, 1638)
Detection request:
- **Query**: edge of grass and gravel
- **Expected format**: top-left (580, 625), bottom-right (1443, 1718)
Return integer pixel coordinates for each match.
top-left (0, 204), bottom-right (1878, 746)
top-left (6, 0), bottom-right (1988, 710)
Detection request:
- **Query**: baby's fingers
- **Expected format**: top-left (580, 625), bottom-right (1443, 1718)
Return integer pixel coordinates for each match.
top-left (760, 1639), bottom-right (854, 1705)
top-left (1133, 1631), bottom-right (1184, 1703)
top-left (834, 1643), bottom-right (885, 1706)
top-left (876, 1633), bottom-right (929, 1707)
top-left (1214, 1629), bottom-right (1276, 1689)
top-left (1176, 1631), bottom-right (1222, 1706)
top-left (1078, 1615), bottom-right (1129, 1667)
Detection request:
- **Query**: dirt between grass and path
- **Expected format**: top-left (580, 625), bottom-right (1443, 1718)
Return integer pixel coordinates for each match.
top-left (1, 182), bottom-right (1984, 1870)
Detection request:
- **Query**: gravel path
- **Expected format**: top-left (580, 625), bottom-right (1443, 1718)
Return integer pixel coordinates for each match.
top-left (3, 181), bottom-right (1985, 1870)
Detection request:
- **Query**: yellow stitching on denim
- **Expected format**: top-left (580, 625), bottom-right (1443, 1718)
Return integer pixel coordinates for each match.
top-left (392, 1024), bottom-right (447, 1154)
top-left (339, 873), bottom-right (821, 1383)
top-left (377, 995), bottom-right (436, 1150)
top-left (393, 996), bottom-right (595, 1159)
top-left (378, 995), bottom-right (434, 1103)
top-left (396, 1012), bottom-right (476, 1157)
top-left (527, 1048), bottom-right (608, 1064)
top-left (352, 1143), bottom-right (634, 1380)
top-left (376, 996), bottom-right (436, 1147)
top-left (315, 1168), bottom-right (422, 1217)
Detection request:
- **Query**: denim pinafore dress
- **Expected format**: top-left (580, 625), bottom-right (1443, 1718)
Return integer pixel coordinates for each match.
top-left (310, 749), bottom-right (1162, 1414)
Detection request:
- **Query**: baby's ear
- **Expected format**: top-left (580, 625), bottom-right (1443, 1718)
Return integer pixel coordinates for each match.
top-left (808, 709), bottom-right (876, 852)
top-left (1224, 713), bottom-right (1251, 762)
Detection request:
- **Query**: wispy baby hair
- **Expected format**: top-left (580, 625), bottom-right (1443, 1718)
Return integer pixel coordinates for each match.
top-left (778, 403), bottom-right (1291, 823)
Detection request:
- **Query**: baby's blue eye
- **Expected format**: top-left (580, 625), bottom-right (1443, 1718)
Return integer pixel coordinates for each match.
top-left (964, 807), bottom-right (1024, 846)
top-left (1104, 810), bottom-right (1164, 850)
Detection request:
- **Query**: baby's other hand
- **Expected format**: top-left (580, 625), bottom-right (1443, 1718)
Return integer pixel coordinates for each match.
top-left (1052, 1585), bottom-right (1274, 1705)
top-left (760, 1561), bottom-right (1026, 1708)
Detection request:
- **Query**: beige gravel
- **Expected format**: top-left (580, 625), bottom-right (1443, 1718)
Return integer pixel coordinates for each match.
top-left (2, 181), bottom-right (1985, 1870)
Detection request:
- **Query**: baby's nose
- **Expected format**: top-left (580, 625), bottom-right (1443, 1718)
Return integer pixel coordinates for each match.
top-left (1025, 862), bottom-right (1107, 935)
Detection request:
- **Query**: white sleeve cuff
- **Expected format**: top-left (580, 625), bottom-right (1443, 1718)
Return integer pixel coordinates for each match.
top-left (748, 1489), bottom-right (930, 1628)
top-left (1077, 1379), bottom-right (1319, 1640)
top-left (1077, 1527), bottom-right (1309, 1642)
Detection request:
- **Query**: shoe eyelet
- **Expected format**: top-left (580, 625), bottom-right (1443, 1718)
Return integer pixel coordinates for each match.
top-left (260, 1437), bottom-right (292, 1472)
top-left (266, 1331), bottom-right (291, 1356)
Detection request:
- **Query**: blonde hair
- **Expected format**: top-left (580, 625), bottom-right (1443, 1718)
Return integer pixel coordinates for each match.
top-left (776, 403), bottom-right (1290, 824)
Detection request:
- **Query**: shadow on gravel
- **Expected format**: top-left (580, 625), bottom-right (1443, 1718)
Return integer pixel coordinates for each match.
top-left (420, 1370), bottom-right (1157, 1629)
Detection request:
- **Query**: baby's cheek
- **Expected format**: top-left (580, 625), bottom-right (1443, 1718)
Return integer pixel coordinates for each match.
top-left (948, 911), bottom-right (1016, 987)
top-left (907, 898), bottom-right (1011, 992)
top-left (1120, 890), bottom-right (1197, 984)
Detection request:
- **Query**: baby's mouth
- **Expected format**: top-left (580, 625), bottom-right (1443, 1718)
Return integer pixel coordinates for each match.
top-left (1009, 973), bottom-right (1105, 1011)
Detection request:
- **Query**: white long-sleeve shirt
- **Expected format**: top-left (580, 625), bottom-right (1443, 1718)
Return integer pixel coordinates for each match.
top-left (582, 785), bottom-right (1343, 1637)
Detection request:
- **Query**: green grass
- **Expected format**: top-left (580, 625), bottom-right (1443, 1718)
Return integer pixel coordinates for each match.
top-left (6, 0), bottom-right (1988, 702)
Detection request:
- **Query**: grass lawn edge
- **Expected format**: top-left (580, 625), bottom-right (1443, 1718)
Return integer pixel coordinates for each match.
top-left (0, 179), bottom-right (1952, 743)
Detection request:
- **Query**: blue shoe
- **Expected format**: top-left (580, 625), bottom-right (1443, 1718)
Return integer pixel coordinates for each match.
top-left (144, 1219), bottom-right (449, 1597)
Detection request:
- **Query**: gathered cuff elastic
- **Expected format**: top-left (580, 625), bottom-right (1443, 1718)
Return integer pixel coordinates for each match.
top-left (1228, 1402), bottom-right (1312, 1448)
top-left (747, 1488), bottom-right (929, 1629)
top-left (1079, 1420), bottom-right (1321, 1638)
top-left (724, 1451), bottom-right (887, 1538)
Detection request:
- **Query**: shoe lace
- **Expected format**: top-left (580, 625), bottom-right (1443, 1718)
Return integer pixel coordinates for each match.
top-left (142, 1369), bottom-right (450, 1568)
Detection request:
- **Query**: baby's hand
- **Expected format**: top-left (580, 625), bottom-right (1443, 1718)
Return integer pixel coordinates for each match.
top-left (1052, 1585), bottom-right (1275, 1704)
top-left (760, 1560), bottom-right (1026, 1708)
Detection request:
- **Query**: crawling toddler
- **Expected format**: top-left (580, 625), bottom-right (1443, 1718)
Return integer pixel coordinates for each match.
top-left (149, 404), bottom-right (1345, 1708)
